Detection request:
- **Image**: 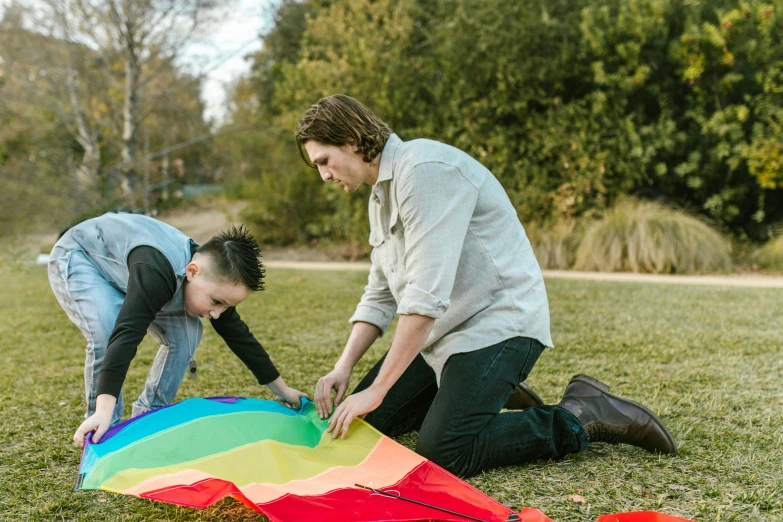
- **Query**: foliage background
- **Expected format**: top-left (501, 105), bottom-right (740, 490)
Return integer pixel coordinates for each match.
top-left (3, 0), bottom-right (783, 267)
top-left (217, 0), bottom-right (783, 251)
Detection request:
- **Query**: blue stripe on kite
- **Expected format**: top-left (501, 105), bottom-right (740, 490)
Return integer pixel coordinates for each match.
top-left (99, 396), bottom-right (253, 441)
top-left (80, 398), bottom-right (310, 476)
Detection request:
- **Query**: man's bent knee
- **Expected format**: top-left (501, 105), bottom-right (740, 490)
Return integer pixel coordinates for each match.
top-left (416, 435), bottom-right (474, 478)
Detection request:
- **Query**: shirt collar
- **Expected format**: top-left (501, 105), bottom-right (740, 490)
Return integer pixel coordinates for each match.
top-left (375, 133), bottom-right (401, 185)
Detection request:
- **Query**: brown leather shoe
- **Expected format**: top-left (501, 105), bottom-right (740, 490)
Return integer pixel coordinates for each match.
top-left (504, 381), bottom-right (545, 410)
top-left (505, 375), bottom-right (608, 410)
top-left (569, 374), bottom-right (610, 393)
top-left (558, 375), bottom-right (677, 454)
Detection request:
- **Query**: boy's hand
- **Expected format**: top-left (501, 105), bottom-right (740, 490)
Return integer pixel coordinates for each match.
top-left (275, 385), bottom-right (309, 409)
top-left (74, 411), bottom-right (112, 446)
top-left (267, 376), bottom-right (308, 409)
top-left (74, 394), bottom-right (117, 446)
top-left (314, 364), bottom-right (352, 420)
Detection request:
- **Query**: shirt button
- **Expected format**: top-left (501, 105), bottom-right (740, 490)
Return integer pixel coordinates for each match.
top-left (390, 264), bottom-right (395, 272)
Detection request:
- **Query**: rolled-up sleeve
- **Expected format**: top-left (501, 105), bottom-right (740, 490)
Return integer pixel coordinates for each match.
top-left (349, 249), bottom-right (398, 335)
top-left (396, 162), bottom-right (479, 319)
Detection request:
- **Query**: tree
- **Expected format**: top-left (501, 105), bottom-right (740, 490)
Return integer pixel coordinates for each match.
top-left (38, 0), bottom-right (227, 205)
top-left (0, 2), bottom-right (216, 234)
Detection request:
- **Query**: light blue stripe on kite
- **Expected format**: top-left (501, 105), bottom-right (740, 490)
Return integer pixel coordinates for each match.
top-left (80, 397), bottom-right (307, 476)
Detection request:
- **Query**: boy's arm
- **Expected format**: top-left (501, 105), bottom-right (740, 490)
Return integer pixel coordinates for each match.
top-left (97, 246), bottom-right (178, 398)
top-left (75, 246), bottom-right (176, 445)
top-left (210, 308), bottom-right (280, 385)
top-left (211, 310), bottom-right (307, 407)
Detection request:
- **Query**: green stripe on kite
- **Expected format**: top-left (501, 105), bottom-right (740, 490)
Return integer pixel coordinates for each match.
top-left (81, 398), bottom-right (302, 475)
top-left (83, 408), bottom-right (338, 488)
top-left (100, 425), bottom-right (382, 491)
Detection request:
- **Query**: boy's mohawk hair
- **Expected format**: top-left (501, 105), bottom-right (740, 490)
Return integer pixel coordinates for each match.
top-left (197, 225), bottom-right (265, 291)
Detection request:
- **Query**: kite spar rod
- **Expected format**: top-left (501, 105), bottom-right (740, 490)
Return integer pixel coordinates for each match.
top-left (355, 483), bottom-right (505, 522)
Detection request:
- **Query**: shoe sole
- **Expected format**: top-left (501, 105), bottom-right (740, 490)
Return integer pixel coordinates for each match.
top-left (570, 375), bottom-right (677, 454)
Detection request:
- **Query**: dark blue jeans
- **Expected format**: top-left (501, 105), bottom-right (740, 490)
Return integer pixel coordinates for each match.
top-left (354, 337), bottom-right (589, 478)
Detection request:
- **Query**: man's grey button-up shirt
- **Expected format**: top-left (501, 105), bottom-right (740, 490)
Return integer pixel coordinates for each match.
top-left (349, 133), bottom-right (553, 384)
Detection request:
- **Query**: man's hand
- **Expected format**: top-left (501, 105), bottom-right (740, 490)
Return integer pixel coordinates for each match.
top-left (266, 376), bottom-right (309, 409)
top-left (314, 365), bottom-right (352, 419)
top-left (324, 314), bottom-right (435, 437)
top-left (327, 386), bottom-right (385, 439)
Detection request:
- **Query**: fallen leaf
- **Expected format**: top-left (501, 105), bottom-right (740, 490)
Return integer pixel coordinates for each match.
top-left (568, 494), bottom-right (587, 504)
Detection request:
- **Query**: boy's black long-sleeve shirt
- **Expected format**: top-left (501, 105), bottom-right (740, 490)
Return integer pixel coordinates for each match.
top-left (96, 246), bottom-right (280, 398)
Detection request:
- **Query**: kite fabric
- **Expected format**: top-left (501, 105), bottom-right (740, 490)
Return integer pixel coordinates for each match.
top-left (76, 397), bottom-right (695, 522)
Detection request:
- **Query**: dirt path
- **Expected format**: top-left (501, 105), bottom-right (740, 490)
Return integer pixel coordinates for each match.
top-left (541, 269), bottom-right (783, 288)
top-left (157, 207), bottom-right (783, 288)
top-left (158, 206), bottom-right (240, 245)
top-left (263, 261), bottom-right (783, 288)
top-left (20, 205), bottom-right (780, 287)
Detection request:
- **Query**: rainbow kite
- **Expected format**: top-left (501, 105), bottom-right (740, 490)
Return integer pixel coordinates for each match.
top-left (76, 397), bottom-right (694, 522)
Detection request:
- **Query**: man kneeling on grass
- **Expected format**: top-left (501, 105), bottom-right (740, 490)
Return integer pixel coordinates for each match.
top-left (48, 212), bottom-right (307, 445)
top-left (298, 94), bottom-right (677, 479)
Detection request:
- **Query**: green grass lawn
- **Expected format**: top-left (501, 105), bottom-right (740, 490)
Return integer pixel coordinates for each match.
top-left (1, 263), bottom-right (781, 521)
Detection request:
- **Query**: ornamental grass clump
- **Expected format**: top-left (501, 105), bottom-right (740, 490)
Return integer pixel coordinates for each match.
top-left (526, 219), bottom-right (582, 270)
top-left (754, 234), bottom-right (783, 272)
top-left (573, 199), bottom-right (732, 274)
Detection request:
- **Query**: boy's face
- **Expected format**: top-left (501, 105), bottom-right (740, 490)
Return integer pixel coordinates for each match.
top-left (183, 258), bottom-right (251, 320)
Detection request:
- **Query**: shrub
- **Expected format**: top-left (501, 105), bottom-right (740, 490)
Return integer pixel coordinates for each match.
top-left (232, 0), bottom-right (783, 243)
top-left (573, 199), bottom-right (733, 274)
top-left (238, 174), bottom-right (323, 246)
top-left (526, 219), bottom-right (582, 270)
top-left (754, 235), bottom-right (783, 272)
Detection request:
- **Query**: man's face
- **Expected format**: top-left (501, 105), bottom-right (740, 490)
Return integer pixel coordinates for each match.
top-left (304, 141), bottom-right (370, 192)
top-left (182, 258), bottom-right (251, 320)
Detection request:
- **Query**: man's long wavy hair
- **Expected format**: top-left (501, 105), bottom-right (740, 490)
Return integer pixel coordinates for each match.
top-left (295, 94), bottom-right (392, 167)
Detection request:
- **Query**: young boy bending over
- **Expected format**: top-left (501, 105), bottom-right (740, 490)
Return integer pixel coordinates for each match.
top-left (48, 212), bottom-right (306, 445)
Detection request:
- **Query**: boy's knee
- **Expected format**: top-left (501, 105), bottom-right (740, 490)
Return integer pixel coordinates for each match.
top-left (131, 401), bottom-right (150, 418)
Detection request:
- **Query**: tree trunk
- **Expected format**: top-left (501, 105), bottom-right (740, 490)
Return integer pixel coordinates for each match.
top-left (120, 0), bottom-right (139, 206)
top-left (76, 143), bottom-right (100, 189)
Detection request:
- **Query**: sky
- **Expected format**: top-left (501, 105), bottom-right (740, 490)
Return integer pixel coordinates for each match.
top-left (1, 0), bottom-right (273, 124)
top-left (182, 0), bottom-right (273, 124)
